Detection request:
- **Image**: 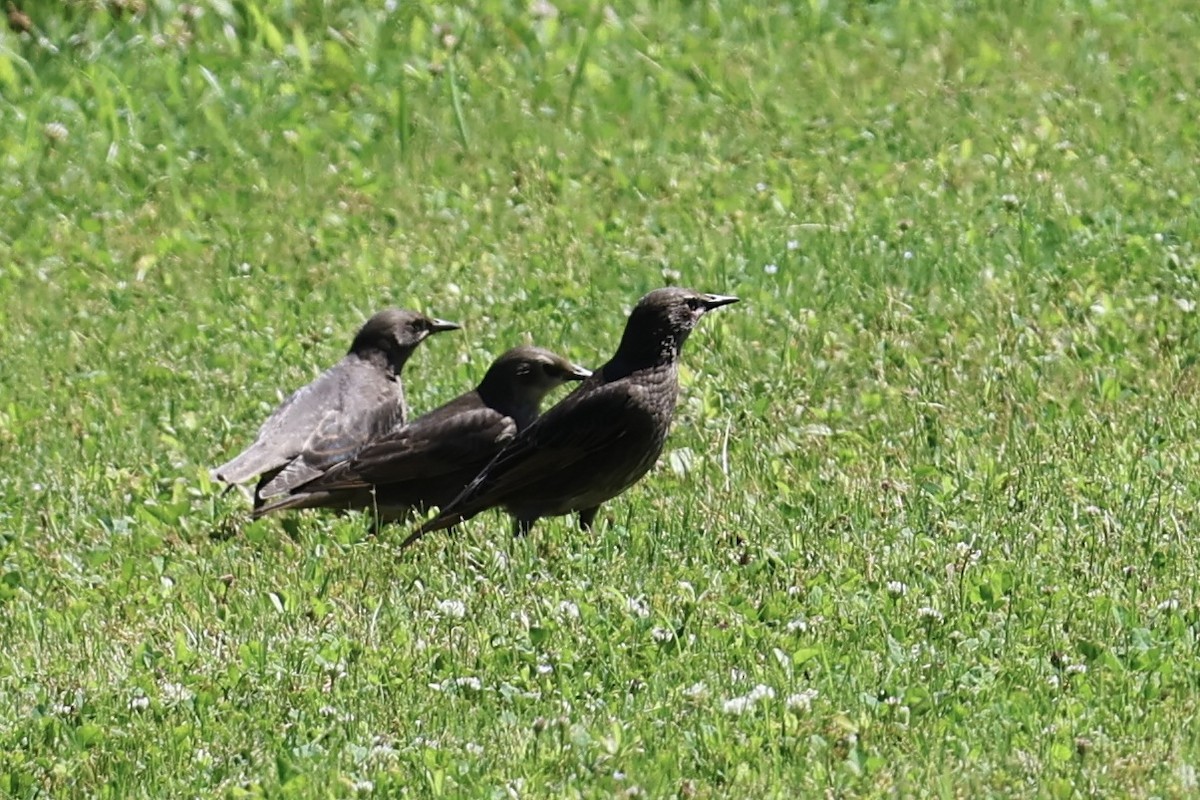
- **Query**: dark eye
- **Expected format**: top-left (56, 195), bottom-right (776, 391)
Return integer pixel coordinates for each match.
top-left (685, 297), bottom-right (703, 310)
top-left (540, 362), bottom-right (557, 378)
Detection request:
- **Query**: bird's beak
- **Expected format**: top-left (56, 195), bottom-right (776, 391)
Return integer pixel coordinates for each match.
top-left (701, 293), bottom-right (739, 310)
top-left (429, 318), bottom-right (462, 333)
top-left (565, 363), bottom-right (593, 381)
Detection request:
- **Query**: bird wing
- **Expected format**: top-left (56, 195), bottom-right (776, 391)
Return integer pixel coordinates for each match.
top-left (255, 361), bottom-right (402, 498)
top-left (211, 371), bottom-right (339, 485)
top-left (419, 380), bottom-right (640, 531)
top-left (309, 407), bottom-right (516, 491)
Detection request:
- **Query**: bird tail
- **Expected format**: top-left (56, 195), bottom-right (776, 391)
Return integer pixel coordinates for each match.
top-left (399, 510), bottom-right (464, 549)
top-left (211, 446), bottom-right (274, 486)
top-left (252, 486), bottom-right (375, 519)
top-left (252, 491), bottom-right (333, 518)
top-left (399, 470), bottom-right (495, 549)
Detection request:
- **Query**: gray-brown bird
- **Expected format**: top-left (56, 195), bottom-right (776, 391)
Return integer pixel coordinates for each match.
top-left (403, 287), bottom-right (738, 547)
top-left (252, 345), bottom-right (592, 520)
top-left (211, 308), bottom-right (460, 505)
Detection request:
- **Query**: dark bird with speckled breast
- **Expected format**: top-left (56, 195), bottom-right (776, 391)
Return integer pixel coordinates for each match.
top-left (211, 308), bottom-right (460, 506)
top-left (403, 287), bottom-right (739, 547)
top-left (252, 345), bottom-right (593, 520)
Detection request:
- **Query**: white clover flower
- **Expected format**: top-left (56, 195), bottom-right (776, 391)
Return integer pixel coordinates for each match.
top-left (465, 741), bottom-right (484, 757)
top-left (917, 606), bottom-right (944, 623)
top-left (537, 664), bottom-right (554, 676)
top-left (129, 695), bottom-right (150, 711)
top-left (651, 627), bottom-right (674, 643)
top-left (748, 684), bottom-right (775, 701)
top-left (722, 696), bottom-right (754, 715)
top-left (626, 597), bottom-right (650, 618)
top-left (955, 541), bottom-right (982, 564)
top-left (436, 598), bottom-right (467, 618)
top-left (682, 681), bottom-right (708, 699)
top-left (43, 122), bottom-right (69, 143)
top-left (786, 688), bottom-right (818, 711)
top-left (764, 263), bottom-right (778, 275)
top-left (722, 684), bottom-right (774, 714)
top-left (352, 779), bottom-right (374, 793)
top-left (1158, 598), bottom-right (1180, 612)
top-left (161, 682), bottom-right (193, 704)
top-left (786, 617), bottom-right (809, 633)
top-left (1065, 663), bottom-right (1088, 675)
top-left (370, 739), bottom-right (399, 760)
top-left (786, 240), bottom-right (799, 251)
top-left (886, 581), bottom-right (908, 597)
top-left (557, 600), bottom-right (580, 620)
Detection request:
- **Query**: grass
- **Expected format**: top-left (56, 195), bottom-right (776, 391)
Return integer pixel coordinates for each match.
top-left (3, 0), bottom-right (1200, 796)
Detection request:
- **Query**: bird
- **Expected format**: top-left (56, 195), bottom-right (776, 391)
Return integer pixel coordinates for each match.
top-left (211, 308), bottom-right (460, 506)
top-left (403, 287), bottom-right (739, 547)
top-left (251, 345), bottom-right (593, 520)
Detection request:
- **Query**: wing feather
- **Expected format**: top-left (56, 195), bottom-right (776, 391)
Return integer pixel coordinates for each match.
top-left (417, 381), bottom-right (640, 533)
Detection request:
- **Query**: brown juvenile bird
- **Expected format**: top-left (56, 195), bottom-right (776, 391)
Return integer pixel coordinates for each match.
top-left (404, 287), bottom-right (739, 547)
top-left (252, 345), bottom-right (592, 520)
top-left (211, 308), bottom-right (460, 505)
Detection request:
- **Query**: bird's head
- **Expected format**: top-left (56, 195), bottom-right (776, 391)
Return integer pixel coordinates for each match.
top-left (615, 287), bottom-right (739, 364)
top-left (350, 308), bottom-right (461, 361)
top-left (482, 345), bottom-right (592, 407)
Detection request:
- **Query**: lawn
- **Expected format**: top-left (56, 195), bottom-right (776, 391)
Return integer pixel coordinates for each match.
top-left (2, 0), bottom-right (1200, 796)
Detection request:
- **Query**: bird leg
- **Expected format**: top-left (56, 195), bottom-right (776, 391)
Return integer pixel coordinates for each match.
top-left (512, 517), bottom-right (536, 537)
top-left (578, 506), bottom-right (600, 531)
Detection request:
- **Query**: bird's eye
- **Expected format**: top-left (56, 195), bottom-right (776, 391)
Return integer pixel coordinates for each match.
top-left (685, 297), bottom-right (703, 310)
top-left (540, 362), bottom-right (557, 377)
